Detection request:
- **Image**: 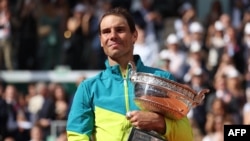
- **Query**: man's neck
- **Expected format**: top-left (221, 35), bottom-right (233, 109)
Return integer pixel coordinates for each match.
top-left (108, 55), bottom-right (134, 75)
top-left (108, 55), bottom-right (134, 67)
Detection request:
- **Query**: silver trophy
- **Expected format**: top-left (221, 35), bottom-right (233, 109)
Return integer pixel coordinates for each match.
top-left (127, 61), bottom-right (209, 140)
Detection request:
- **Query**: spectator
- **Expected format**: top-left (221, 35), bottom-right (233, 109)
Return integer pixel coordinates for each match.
top-left (131, 0), bottom-right (163, 44)
top-left (28, 82), bottom-right (45, 125)
top-left (3, 136), bottom-right (15, 141)
top-left (205, 98), bottom-right (227, 133)
top-left (237, 7), bottom-right (250, 44)
top-left (204, 0), bottom-right (223, 29)
top-left (186, 67), bottom-right (210, 136)
top-left (0, 82), bottom-right (7, 140)
top-left (214, 52), bottom-right (235, 78)
top-left (16, 0), bottom-right (39, 70)
top-left (27, 81), bottom-right (55, 140)
top-left (223, 26), bottom-right (244, 73)
top-left (61, 3), bottom-right (89, 70)
top-left (186, 21), bottom-right (207, 53)
top-left (184, 41), bottom-right (209, 84)
top-left (53, 84), bottom-right (68, 120)
top-left (245, 58), bottom-right (250, 91)
top-left (205, 75), bottom-right (227, 112)
top-left (231, 0), bottom-right (246, 32)
top-left (25, 83), bottom-right (37, 105)
top-left (243, 87), bottom-right (250, 124)
top-left (83, 1), bottom-right (108, 70)
top-left (3, 85), bottom-right (19, 141)
top-left (133, 22), bottom-right (159, 67)
top-left (174, 2), bottom-right (197, 43)
top-left (219, 14), bottom-right (232, 32)
top-left (224, 67), bottom-right (245, 124)
top-left (159, 33), bottom-right (187, 82)
top-left (29, 124), bottom-right (44, 141)
top-left (240, 22), bottom-right (250, 73)
top-left (0, 0), bottom-right (14, 70)
top-left (206, 20), bottom-right (226, 75)
top-left (202, 114), bottom-right (234, 141)
top-left (35, 82), bottom-right (55, 140)
top-left (207, 67), bottom-right (244, 124)
top-left (16, 94), bottom-right (32, 141)
top-left (37, 1), bottom-right (63, 70)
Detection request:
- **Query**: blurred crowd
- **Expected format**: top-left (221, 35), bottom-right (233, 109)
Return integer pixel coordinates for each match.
top-left (0, 75), bottom-right (86, 141)
top-left (0, 0), bottom-right (250, 141)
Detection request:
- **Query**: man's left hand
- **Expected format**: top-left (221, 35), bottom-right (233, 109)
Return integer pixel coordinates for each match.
top-left (126, 110), bottom-right (166, 134)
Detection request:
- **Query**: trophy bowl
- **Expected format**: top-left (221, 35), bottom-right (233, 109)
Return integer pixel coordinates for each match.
top-left (129, 62), bottom-right (210, 120)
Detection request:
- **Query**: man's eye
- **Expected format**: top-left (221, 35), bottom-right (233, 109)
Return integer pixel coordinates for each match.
top-left (102, 30), bottom-right (110, 34)
top-left (116, 28), bottom-right (125, 33)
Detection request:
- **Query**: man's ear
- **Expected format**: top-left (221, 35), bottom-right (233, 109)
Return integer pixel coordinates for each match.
top-left (132, 30), bottom-right (138, 44)
top-left (99, 35), bottom-right (103, 47)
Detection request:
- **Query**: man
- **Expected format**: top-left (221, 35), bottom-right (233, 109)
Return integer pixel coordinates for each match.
top-left (66, 7), bottom-right (193, 141)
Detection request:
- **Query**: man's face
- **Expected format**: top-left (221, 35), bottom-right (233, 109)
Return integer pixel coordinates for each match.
top-left (99, 15), bottom-right (137, 60)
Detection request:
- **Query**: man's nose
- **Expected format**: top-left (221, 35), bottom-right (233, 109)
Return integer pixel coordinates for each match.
top-left (110, 30), bottom-right (118, 39)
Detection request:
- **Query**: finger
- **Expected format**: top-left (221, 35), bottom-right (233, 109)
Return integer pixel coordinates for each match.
top-left (126, 111), bottom-right (132, 119)
top-left (129, 116), bottom-right (138, 123)
top-left (131, 122), bottom-right (139, 127)
top-left (126, 110), bottom-right (139, 118)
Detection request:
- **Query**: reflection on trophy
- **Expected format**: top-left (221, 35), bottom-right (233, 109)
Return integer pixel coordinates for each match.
top-left (127, 61), bottom-right (210, 141)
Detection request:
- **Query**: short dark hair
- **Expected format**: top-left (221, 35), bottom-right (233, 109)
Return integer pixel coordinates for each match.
top-left (98, 7), bottom-right (136, 34)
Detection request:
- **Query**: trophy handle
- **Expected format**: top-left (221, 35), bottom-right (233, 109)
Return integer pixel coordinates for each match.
top-left (193, 89), bottom-right (210, 106)
top-left (128, 61), bottom-right (137, 81)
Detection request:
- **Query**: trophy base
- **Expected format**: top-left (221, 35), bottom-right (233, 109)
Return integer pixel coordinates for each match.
top-left (128, 127), bottom-right (166, 141)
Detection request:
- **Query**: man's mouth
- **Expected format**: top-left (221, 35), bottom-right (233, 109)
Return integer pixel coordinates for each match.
top-left (109, 42), bottom-right (120, 48)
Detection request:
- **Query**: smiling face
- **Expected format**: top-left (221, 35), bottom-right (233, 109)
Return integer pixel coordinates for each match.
top-left (99, 14), bottom-right (138, 65)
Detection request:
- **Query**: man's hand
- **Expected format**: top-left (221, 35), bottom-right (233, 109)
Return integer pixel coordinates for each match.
top-left (126, 111), bottom-right (166, 134)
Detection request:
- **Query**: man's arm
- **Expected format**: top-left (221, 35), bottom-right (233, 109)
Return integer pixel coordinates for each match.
top-left (66, 82), bottom-right (94, 141)
top-left (126, 111), bottom-right (193, 141)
